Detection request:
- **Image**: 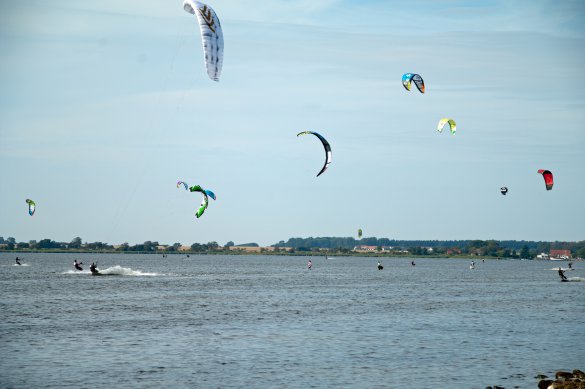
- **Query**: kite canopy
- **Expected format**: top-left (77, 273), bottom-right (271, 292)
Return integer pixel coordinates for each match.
top-left (358, 229), bottom-right (363, 239)
top-left (437, 118), bottom-right (456, 135)
top-left (537, 169), bottom-right (554, 190)
top-left (402, 73), bottom-right (425, 93)
top-left (177, 181), bottom-right (189, 190)
top-left (204, 189), bottom-right (216, 201)
top-left (189, 185), bottom-right (209, 218)
top-left (183, 0), bottom-right (224, 81)
top-left (297, 131), bottom-right (332, 177)
top-left (500, 187), bottom-right (508, 195)
top-left (25, 199), bottom-right (35, 216)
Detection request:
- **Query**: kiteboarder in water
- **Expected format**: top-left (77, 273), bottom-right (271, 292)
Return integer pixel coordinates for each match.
top-left (307, 260), bottom-right (312, 270)
top-left (377, 261), bottom-right (383, 270)
top-left (558, 267), bottom-right (567, 281)
top-left (89, 262), bottom-right (99, 275)
top-left (568, 262), bottom-right (573, 270)
top-left (73, 260), bottom-right (83, 271)
top-left (411, 260), bottom-right (416, 266)
top-left (15, 257), bottom-right (21, 265)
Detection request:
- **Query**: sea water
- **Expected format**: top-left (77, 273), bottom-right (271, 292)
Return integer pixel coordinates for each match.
top-left (1, 253), bottom-right (583, 388)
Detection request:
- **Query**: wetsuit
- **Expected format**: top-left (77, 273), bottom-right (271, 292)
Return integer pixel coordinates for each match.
top-left (558, 268), bottom-right (567, 281)
top-left (90, 263), bottom-right (98, 275)
top-left (73, 261), bottom-right (83, 271)
top-left (15, 258), bottom-right (21, 265)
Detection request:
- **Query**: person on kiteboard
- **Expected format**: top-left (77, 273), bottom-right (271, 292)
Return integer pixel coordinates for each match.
top-left (73, 259), bottom-right (83, 271)
top-left (15, 257), bottom-right (21, 265)
top-left (89, 262), bottom-right (99, 275)
top-left (558, 267), bottom-right (567, 281)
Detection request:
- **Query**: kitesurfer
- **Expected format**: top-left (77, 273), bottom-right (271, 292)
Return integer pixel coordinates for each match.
top-left (89, 262), bottom-right (99, 275)
top-left (377, 261), bottom-right (383, 270)
top-left (15, 257), bottom-right (21, 265)
top-left (568, 262), bottom-right (573, 270)
top-left (470, 261), bottom-right (475, 270)
top-left (73, 259), bottom-right (83, 271)
top-left (308, 260), bottom-right (312, 270)
top-left (411, 260), bottom-right (415, 266)
top-left (558, 267), bottom-right (567, 281)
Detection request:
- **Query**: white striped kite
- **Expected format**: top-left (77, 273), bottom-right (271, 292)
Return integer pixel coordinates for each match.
top-left (183, 0), bottom-right (224, 81)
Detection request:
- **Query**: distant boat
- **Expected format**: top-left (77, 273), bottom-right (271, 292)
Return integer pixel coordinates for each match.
top-left (550, 256), bottom-right (569, 261)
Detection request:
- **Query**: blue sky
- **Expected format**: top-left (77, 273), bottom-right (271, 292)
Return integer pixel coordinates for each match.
top-left (1, 0), bottom-right (584, 246)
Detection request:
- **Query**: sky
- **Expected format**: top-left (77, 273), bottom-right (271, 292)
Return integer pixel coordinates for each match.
top-left (1, 0), bottom-right (584, 246)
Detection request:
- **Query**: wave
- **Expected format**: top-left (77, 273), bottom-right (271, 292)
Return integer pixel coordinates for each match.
top-left (567, 277), bottom-right (585, 282)
top-left (548, 268), bottom-right (574, 271)
top-left (63, 266), bottom-right (160, 276)
top-left (13, 263), bottom-right (31, 267)
top-left (98, 265), bottom-right (159, 276)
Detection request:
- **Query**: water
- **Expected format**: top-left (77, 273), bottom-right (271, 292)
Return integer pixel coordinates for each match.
top-left (1, 253), bottom-right (583, 388)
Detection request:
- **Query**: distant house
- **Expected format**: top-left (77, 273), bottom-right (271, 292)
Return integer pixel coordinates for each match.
top-left (550, 249), bottom-right (571, 259)
top-left (156, 245), bottom-right (169, 251)
top-left (446, 248), bottom-right (462, 255)
top-left (178, 246), bottom-right (192, 252)
top-left (228, 246), bottom-right (276, 253)
top-left (354, 245), bottom-right (378, 252)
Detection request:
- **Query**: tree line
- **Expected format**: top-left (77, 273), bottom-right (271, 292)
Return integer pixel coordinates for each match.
top-left (1, 236), bottom-right (584, 258)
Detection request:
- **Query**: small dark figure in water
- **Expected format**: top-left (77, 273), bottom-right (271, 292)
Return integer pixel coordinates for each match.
top-left (186, 255), bottom-right (190, 258)
top-left (89, 262), bottom-right (99, 275)
top-left (377, 261), bottom-right (383, 270)
top-left (568, 262), bottom-right (573, 269)
top-left (73, 259), bottom-right (83, 271)
top-left (411, 260), bottom-right (415, 267)
top-left (558, 267), bottom-right (567, 281)
top-left (15, 257), bottom-right (21, 265)
top-left (307, 260), bottom-right (312, 270)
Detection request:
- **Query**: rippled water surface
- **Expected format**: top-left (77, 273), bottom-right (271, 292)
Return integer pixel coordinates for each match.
top-left (1, 253), bottom-right (583, 388)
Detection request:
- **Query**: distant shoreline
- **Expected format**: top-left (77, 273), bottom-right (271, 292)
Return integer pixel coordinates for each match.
top-left (1, 249), bottom-right (580, 261)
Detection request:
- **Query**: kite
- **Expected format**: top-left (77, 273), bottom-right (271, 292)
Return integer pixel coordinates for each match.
top-left (177, 181), bottom-right (189, 190)
top-left (537, 170), bottom-right (553, 190)
top-left (437, 118), bottom-right (456, 135)
top-left (189, 185), bottom-right (209, 218)
top-left (402, 73), bottom-right (425, 93)
top-left (297, 131), bottom-right (332, 177)
top-left (500, 187), bottom-right (508, 195)
top-left (204, 189), bottom-right (216, 201)
top-left (25, 199), bottom-right (36, 216)
top-left (183, 0), bottom-right (224, 81)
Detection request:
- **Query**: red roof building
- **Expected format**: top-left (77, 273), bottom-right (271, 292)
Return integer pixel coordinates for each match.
top-left (550, 249), bottom-right (571, 258)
